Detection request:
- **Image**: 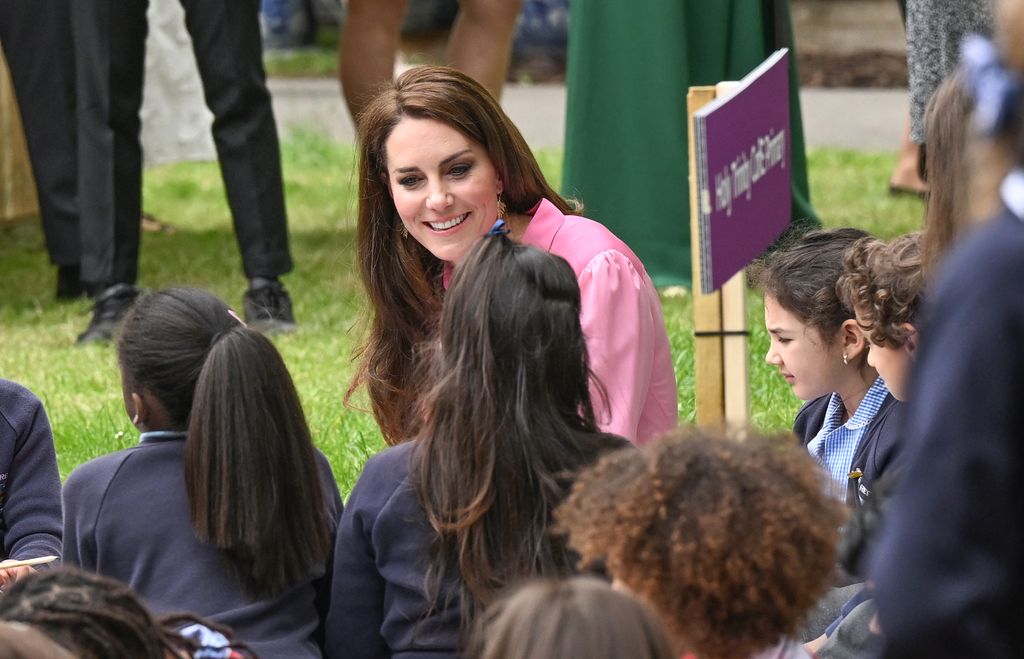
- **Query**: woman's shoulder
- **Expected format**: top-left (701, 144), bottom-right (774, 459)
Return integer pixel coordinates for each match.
top-left (529, 200), bottom-right (646, 276)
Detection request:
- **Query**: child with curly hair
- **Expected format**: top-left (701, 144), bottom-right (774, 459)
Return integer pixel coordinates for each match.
top-left (467, 577), bottom-right (677, 659)
top-left (836, 233), bottom-right (924, 403)
top-left (751, 229), bottom-right (905, 506)
top-left (556, 428), bottom-right (846, 659)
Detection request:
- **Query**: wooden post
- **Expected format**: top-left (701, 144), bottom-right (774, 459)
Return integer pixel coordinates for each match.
top-left (687, 86), bottom-right (725, 427)
top-left (0, 42), bottom-right (40, 225)
top-left (687, 85), bottom-right (751, 432)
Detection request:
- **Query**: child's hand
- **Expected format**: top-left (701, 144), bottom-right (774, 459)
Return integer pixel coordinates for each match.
top-left (0, 562), bottom-right (36, 590)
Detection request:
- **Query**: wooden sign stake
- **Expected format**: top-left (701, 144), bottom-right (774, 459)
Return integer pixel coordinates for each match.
top-left (687, 84), bottom-right (750, 432)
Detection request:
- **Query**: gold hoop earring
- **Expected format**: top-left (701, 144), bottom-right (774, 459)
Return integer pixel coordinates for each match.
top-left (843, 353), bottom-right (849, 365)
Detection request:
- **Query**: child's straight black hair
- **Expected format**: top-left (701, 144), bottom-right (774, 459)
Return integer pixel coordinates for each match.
top-left (117, 288), bottom-right (331, 599)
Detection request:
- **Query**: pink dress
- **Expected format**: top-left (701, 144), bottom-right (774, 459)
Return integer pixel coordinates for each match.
top-left (443, 200), bottom-right (677, 443)
top-left (521, 199), bottom-right (677, 444)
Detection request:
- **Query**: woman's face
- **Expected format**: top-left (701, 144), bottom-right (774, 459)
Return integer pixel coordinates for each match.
top-left (384, 117), bottom-right (503, 265)
top-left (763, 294), bottom-right (846, 401)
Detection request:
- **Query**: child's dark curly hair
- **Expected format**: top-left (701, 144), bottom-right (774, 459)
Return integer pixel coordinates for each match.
top-left (836, 233), bottom-right (923, 348)
top-left (555, 429), bottom-right (847, 659)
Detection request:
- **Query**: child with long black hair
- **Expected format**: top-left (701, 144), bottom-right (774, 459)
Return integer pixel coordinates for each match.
top-left (324, 229), bottom-right (627, 658)
top-left (61, 288), bottom-right (341, 658)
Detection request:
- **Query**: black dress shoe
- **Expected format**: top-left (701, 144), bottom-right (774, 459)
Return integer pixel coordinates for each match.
top-left (76, 284), bottom-right (141, 345)
top-left (243, 281), bottom-right (297, 334)
top-left (56, 264), bottom-right (86, 300)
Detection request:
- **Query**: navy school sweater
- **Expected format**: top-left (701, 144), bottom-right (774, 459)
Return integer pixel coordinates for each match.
top-left (62, 434), bottom-right (342, 658)
top-left (0, 379), bottom-right (62, 562)
top-left (871, 208), bottom-right (1024, 658)
top-left (325, 434), bottom-right (628, 659)
top-left (793, 392), bottom-right (905, 507)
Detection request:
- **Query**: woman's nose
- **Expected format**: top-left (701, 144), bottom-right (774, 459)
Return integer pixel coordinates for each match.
top-left (426, 185), bottom-right (452, 210)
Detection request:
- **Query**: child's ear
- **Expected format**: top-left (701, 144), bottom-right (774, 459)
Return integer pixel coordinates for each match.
top-left (840, 318), bottom-right (867, 359)
top-left (130, 391), bottom-right (149, 430)
top-left (901, 323), bottom-right (919, 356)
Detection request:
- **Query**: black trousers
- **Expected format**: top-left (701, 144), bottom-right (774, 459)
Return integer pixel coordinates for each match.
top-left (0, 0), bottom-right (80, 267)
top-left (71, 0), bottom-right (293, 286)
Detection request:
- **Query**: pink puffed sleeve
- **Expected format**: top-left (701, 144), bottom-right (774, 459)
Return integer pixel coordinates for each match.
top-left (578, 250), bottom-right (677, 444)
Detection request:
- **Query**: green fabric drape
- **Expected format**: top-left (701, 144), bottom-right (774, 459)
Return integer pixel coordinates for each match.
top-left (562, 0), bottom-right (819, 288)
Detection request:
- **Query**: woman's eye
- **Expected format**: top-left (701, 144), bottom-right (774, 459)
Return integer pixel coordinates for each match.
top-left (449, 163), bottom-right (471, 177)
top-left (398, 176), bottom-right (421, 188)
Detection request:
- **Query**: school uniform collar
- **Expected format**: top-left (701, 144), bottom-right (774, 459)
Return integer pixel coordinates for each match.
top-left (1001, 168), bottom-right (1024, 220)
top-left (823, 377), bottom-right (890, 433)
top-left (138, 430), bottom-right (187, 444)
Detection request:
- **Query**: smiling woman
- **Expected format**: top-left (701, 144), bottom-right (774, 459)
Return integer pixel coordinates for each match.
top-left (348, 65), bottom-right (678, 446)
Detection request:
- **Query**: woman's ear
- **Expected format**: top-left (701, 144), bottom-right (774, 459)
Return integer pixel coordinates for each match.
top-left (901, 323), bottom-right (919, 356)
top-left (840, 318), bottom-right (868, 360)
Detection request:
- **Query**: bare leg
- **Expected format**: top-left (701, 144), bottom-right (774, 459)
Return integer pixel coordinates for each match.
top-left (889, 115), bottom-right (927, 194)
top-left (446, 0), bottom-right (523, 100)
top-left (340, 0), bottom-right (410, 122)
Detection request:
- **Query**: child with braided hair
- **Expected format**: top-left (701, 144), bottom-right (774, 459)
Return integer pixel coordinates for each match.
top-left (0, 567), bottom-right (253, 658)
top-left (556, 427), bottom-right (846, 659)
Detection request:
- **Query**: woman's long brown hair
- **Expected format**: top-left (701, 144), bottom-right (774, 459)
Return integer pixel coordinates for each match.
top-left (347, 65), bottom-right (577, 445)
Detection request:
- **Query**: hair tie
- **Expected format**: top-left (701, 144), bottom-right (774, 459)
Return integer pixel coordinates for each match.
top-left (487, 218), bottom-right (510, 236)
top-left (962, 34), bottom-right (1020, 136)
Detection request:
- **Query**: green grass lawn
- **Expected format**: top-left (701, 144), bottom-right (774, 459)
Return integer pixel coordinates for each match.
top-left (0, 133), bottom-right (923, 495)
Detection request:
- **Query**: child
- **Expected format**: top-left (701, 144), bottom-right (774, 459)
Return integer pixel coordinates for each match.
top-left (0, 379), bottom-right (62, 589)
top-left (556, 427), bottom-right (846, 659)
top-left (61, 288), bottom-right (341, 657)
top-left (870, 6), bottom-right (1024, 653)
top-left (0, 567), bottom-right (254, 658)
top-left (324, 230), bottom-right (628, 658)
top-left (468, 577), bottom-right (677, 659)
top-left (751, 228), bottom-right (904, 505)
top-left (836, 233), bottom-right (924, 403)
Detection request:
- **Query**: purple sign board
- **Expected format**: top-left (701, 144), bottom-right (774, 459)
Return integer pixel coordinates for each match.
top-left (693, 49), bottom-right (792, 294)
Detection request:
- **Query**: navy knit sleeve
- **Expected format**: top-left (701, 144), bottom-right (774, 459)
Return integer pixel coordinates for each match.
top-left (0, 380), bottom-right (62, 562)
